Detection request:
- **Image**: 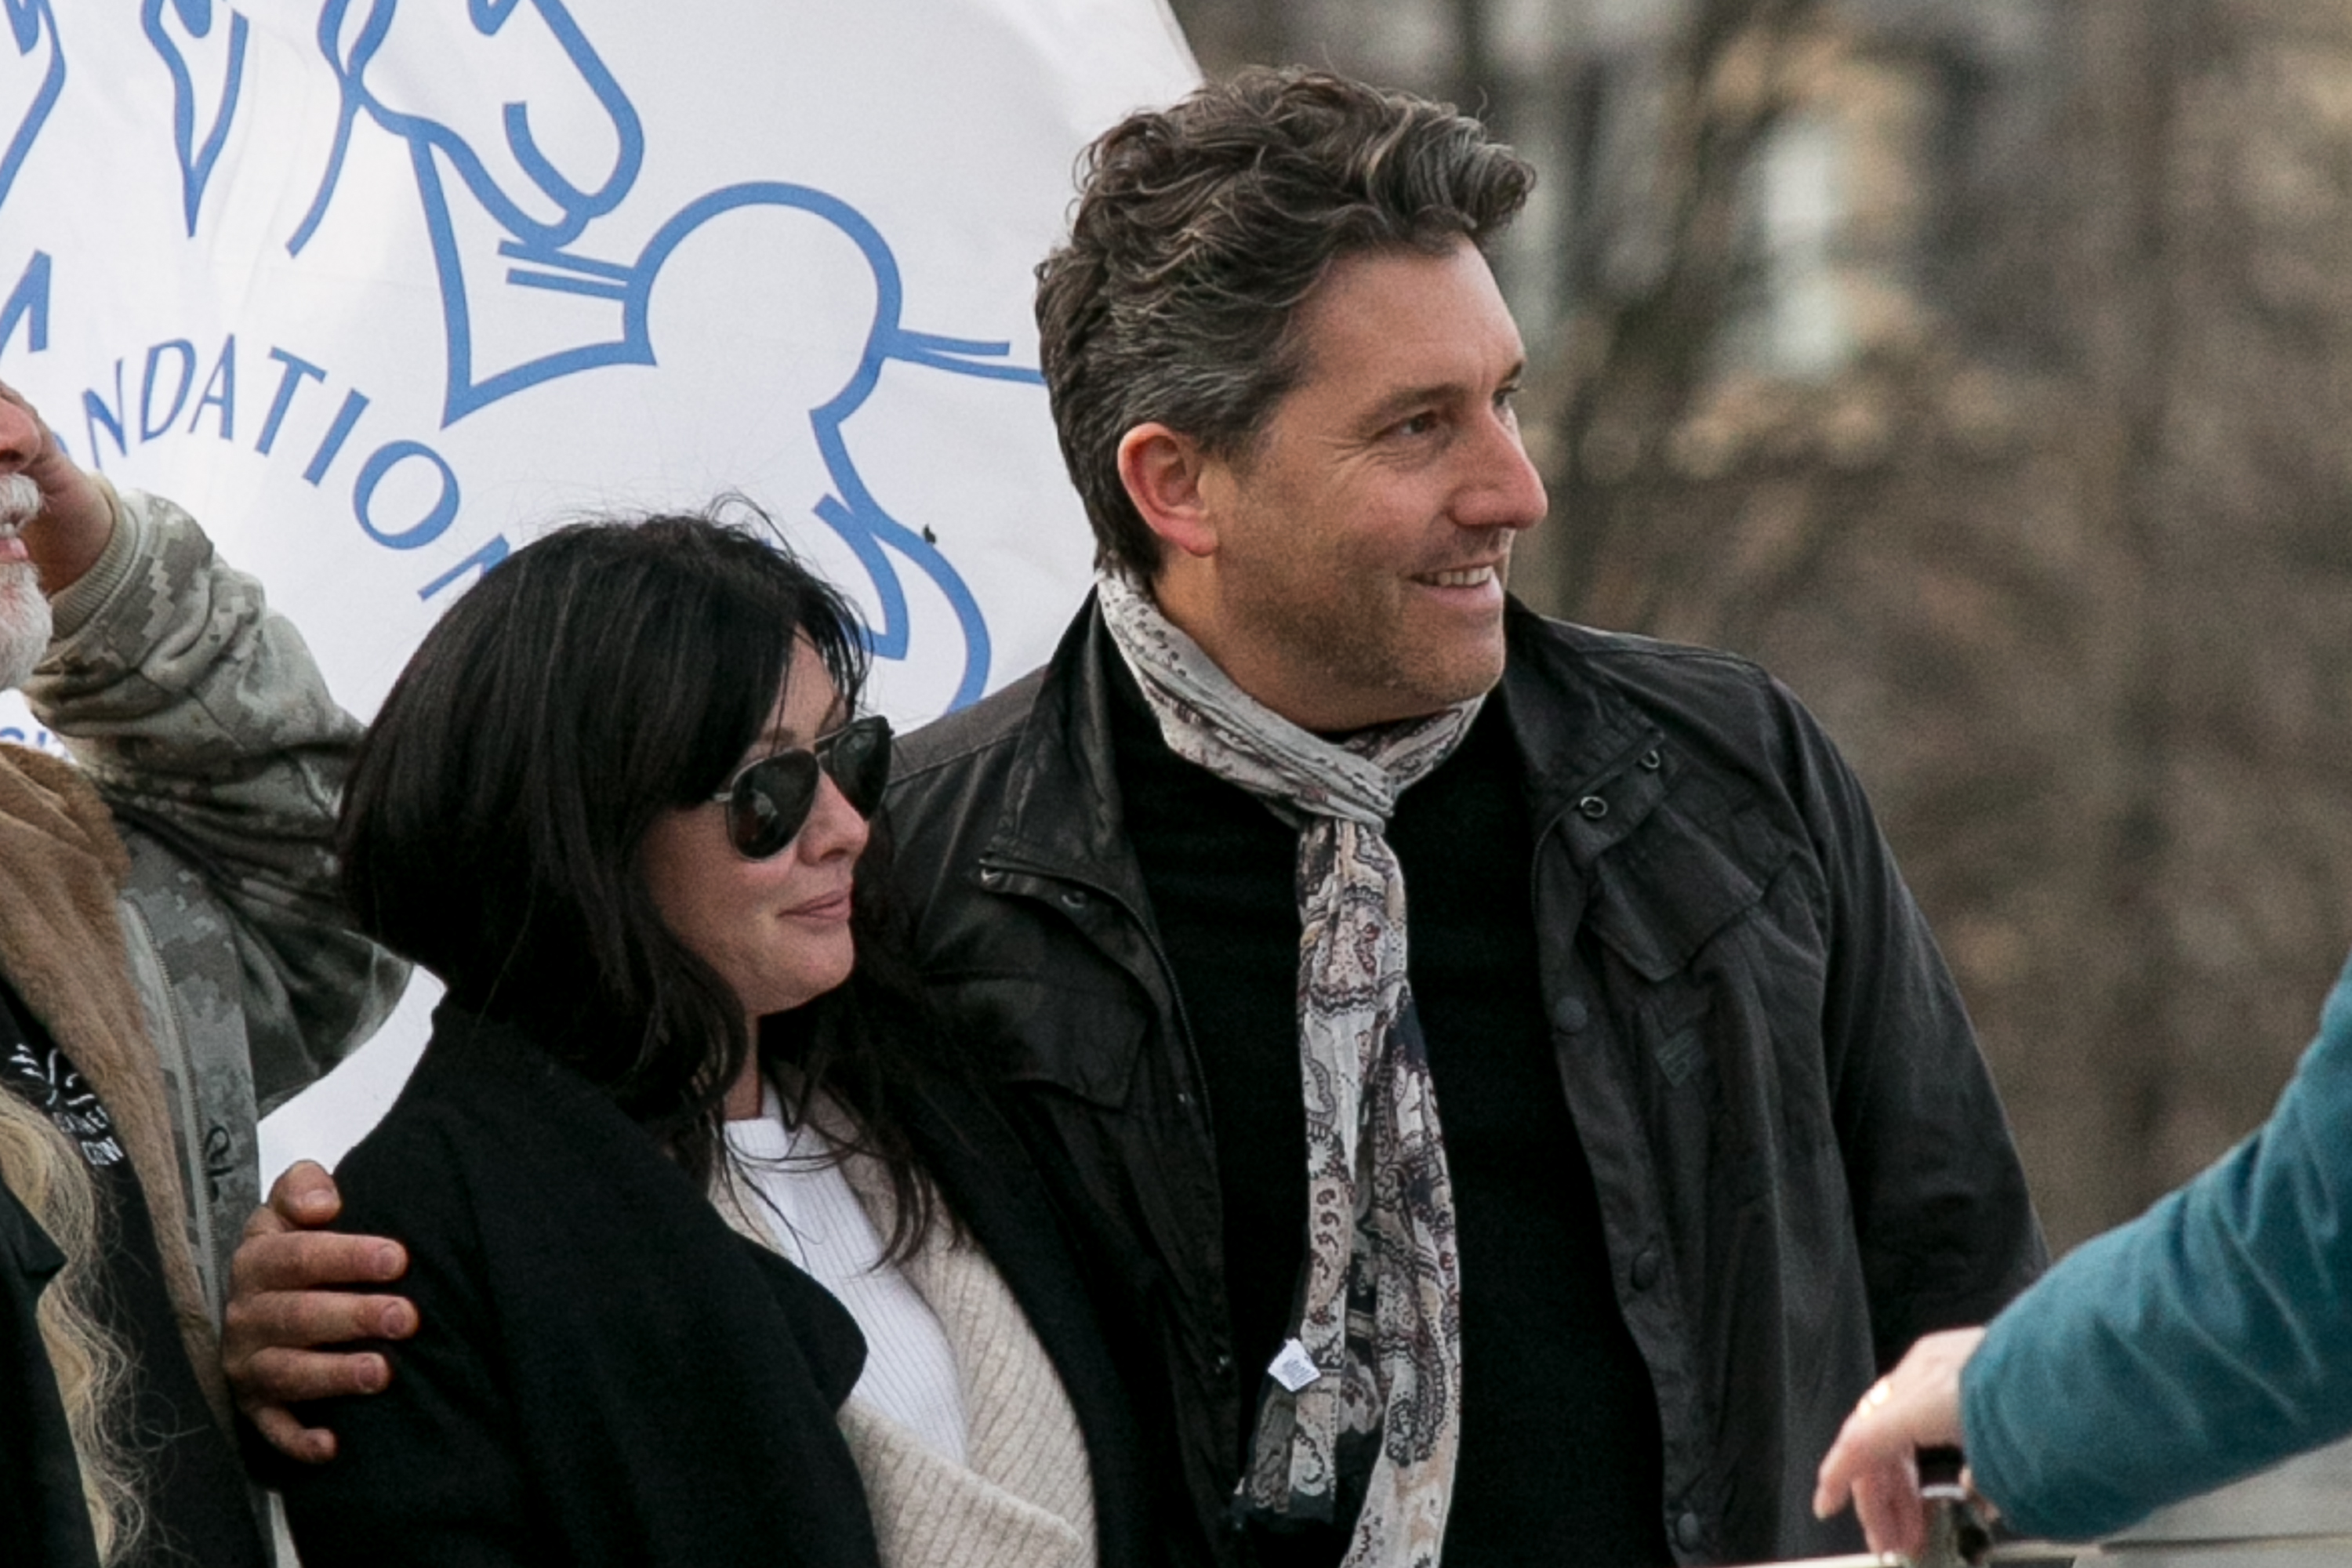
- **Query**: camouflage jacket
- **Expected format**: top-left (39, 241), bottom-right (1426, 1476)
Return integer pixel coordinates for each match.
top-left (20, 485), bottom-right (408, 1316)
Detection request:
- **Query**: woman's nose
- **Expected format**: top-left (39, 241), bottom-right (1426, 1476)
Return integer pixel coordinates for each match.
top-left (797, 771), bottom-right (871, 863)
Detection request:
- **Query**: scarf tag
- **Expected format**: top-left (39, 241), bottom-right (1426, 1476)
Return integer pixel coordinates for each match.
top-left (1268, 1337), bottom-right (1323, 1393)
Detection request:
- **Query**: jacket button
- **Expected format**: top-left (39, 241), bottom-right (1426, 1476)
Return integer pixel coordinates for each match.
top-left (1639, 748), bottom-right (1662, 771)
top-left (978, 867), bottom-right (1004, 887)
top-left (1631, 1244), bottom-right (1661, 1291)
top-left (1549, 994), bottom-right (1588, 1033)
top-left (1059, 888), bottom-right (1089, 909)
top-left (1577, 794), bottom-right (1608, 820)
top-left (1675, 1511), bottom-right (1702, 1551)
top-left (1214, 1352), bottom-right (1235, 1377)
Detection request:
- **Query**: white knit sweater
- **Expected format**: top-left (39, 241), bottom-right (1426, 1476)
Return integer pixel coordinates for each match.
top-left (713, 1102), bottom-right (1097, 1568)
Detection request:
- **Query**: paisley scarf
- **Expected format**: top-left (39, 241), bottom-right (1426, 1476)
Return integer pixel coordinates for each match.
top-left (1098, 572), bottom-right (1470, 1568)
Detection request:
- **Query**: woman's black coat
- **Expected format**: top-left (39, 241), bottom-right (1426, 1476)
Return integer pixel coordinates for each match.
top-left (274, 1004), bottom-right (1155, 1568)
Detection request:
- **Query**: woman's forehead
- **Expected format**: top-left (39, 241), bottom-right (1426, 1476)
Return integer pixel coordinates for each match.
top-left (760, 637), bottom-right (847, 744)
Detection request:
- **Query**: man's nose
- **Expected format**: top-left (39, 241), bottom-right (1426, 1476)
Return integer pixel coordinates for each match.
top-left (1460, 411), bottom-right (1548, 534)
top-left (0, 399), bottom-right (42, 475)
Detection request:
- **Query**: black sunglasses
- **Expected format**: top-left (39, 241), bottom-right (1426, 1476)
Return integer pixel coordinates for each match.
top-left (706, 713), bottom-right (892, 859)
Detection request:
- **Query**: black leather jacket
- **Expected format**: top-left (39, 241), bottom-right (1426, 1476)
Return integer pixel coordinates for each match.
top-left (885, 597), bottom-right (2046, 1566)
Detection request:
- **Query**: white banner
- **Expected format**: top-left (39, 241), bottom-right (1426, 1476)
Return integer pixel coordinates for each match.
top-left (0, 0), bottom-right (1195, 1168)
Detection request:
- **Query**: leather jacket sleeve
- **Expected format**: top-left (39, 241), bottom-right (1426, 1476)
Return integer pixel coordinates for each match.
top-left (1778, 676), bottom-right (2049, 1364)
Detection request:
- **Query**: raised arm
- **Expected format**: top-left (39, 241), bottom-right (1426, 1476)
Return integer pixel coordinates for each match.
top-left (20, 476), bottom-right (405, 1102)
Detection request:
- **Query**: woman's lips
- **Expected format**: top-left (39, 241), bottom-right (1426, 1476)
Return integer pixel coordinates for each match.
top-left (783, 889), bottom-right (855, 920)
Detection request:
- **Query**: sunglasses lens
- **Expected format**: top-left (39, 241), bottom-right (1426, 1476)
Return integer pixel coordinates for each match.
top-left (818, 715), bottom-right (892, 815)
top-left (727, 752), bottom-right (820, 858)
top-left (719, 717), bottom-right (891, 859)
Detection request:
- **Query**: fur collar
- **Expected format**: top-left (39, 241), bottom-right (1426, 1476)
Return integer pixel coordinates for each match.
top-left (0, 745), bottom-right (225, 1426)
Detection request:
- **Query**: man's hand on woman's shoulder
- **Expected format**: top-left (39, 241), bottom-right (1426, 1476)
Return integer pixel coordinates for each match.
top-left (223, 1160), bottom-right (419, 1464)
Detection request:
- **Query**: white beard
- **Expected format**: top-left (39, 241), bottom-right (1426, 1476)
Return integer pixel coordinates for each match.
top-left (0, 561), bottom-right (50, 693)
top-left (0, 473), bottom-right (51, 692)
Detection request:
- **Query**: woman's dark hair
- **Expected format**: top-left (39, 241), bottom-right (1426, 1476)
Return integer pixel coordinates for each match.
top-left (340, 503), bottom-right (944, 1244)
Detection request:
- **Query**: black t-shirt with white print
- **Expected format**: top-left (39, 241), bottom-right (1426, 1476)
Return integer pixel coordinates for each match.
top-left (0, 976), bottom-right (267, 1568)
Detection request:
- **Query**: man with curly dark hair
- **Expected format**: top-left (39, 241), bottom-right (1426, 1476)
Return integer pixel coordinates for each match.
top-left (885, 70), bottom-right (2045, 1568)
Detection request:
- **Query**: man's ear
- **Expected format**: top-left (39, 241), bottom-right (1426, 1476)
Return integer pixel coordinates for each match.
top-left (1116, 423), bottom-right (1220, 560)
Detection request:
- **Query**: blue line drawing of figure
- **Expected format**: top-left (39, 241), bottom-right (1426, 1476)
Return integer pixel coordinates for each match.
top-left (287, 0), bottom-right (1038, 706)
top-left (290, 0), bottom-right (640, 303)
top-left (0, 0), bottom-right (64, 213)
top-left (140, 0), bottom-right (252, 236)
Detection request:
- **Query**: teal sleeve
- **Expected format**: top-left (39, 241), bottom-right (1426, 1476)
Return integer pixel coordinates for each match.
top-left (1962, 950), bottom-right (2352, 1540)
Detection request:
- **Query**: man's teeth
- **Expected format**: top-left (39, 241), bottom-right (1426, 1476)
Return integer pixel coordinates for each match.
top-left (1423, 566), bottom-right (1494, 587)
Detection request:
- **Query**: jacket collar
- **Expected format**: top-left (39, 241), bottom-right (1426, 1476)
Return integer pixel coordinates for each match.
top-left (978, 593), bottom-right (1158, 909)
top-left (1498, 599), bottom-right (1673, 865)
top-left (982, 594), bottom-right (1679, 891)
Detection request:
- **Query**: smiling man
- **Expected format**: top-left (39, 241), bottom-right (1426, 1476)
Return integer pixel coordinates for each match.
top-left (884, 70), bottom-right (2046, 1568)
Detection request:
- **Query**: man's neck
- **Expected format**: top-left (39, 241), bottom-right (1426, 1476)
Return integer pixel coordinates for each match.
top-left (1130, 568), bottom-right (1447, 735)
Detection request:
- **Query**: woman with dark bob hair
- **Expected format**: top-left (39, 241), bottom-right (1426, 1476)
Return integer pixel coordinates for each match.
top-left (271, 510), bottom-right (1153, 1568)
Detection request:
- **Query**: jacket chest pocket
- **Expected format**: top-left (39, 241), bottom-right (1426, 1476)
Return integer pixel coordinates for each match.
top-left (930, 971), bottom-right (1145, 1110)
top-left (1584, 799), bottom-right (1766, 989)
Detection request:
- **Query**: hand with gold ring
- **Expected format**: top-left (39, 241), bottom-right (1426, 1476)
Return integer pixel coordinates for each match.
top-left (1813, 1326), bottom-right (1989, 1559)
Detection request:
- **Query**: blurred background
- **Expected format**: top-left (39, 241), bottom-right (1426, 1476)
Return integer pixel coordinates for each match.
top-left (1167, 0), bottom-right (2352, 1261)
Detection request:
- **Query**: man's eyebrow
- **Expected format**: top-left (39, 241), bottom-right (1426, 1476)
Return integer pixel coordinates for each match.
top-left (1359, 365), bottom-right (1526, 426)
top-left (1359, 383), bottom-right (1454, 423)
